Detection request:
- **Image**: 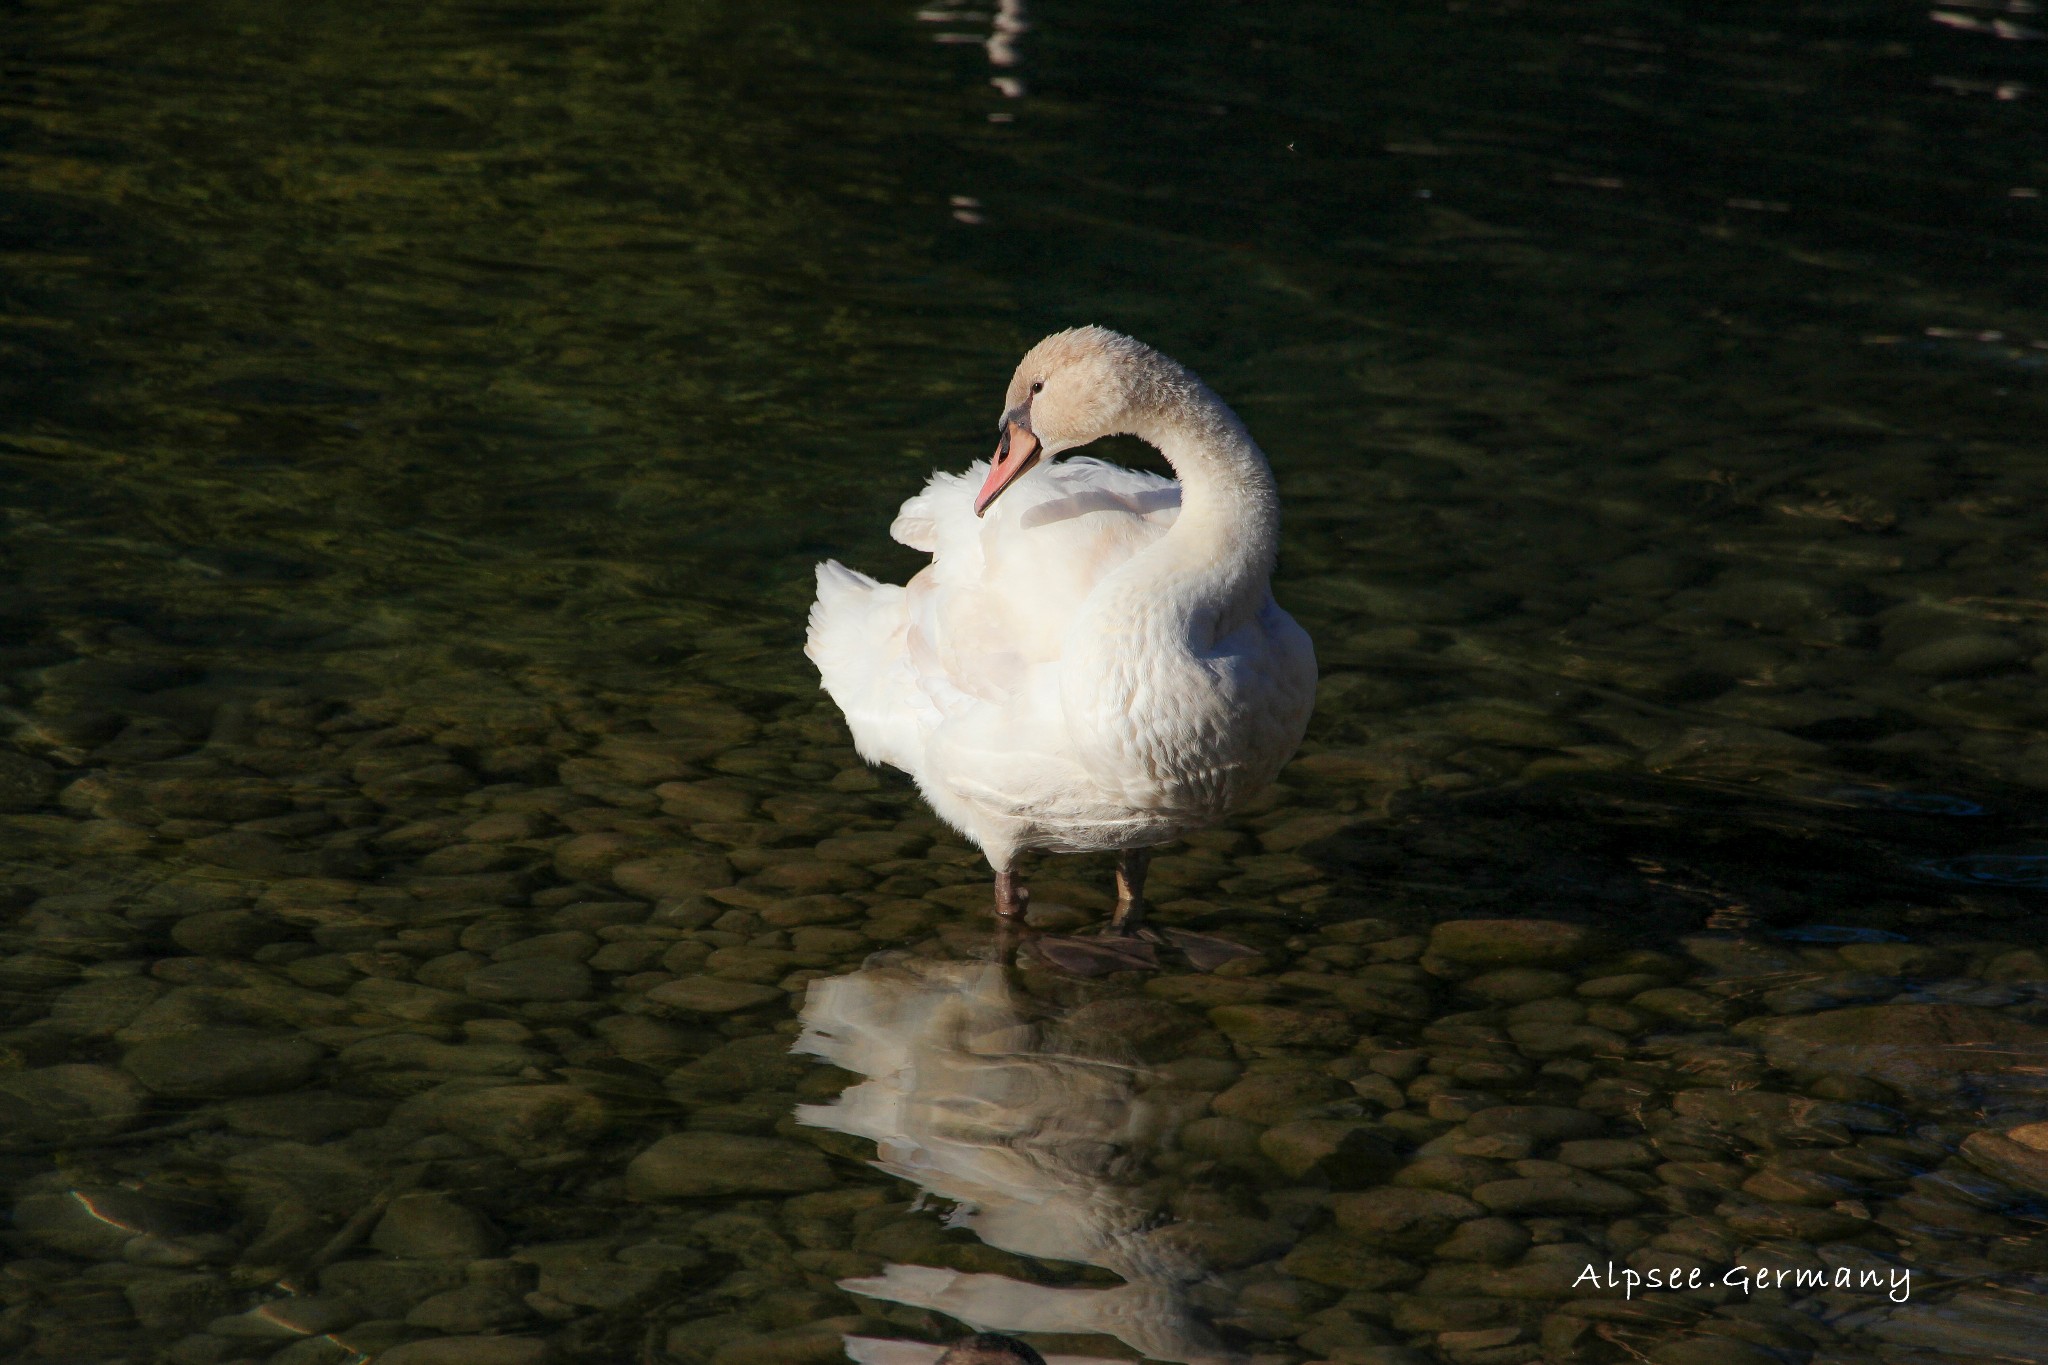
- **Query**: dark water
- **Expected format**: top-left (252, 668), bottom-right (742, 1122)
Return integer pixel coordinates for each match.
top-left (4, 2), bottom-right (2048, 1364)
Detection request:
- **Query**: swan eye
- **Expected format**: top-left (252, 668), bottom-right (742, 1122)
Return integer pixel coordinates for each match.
top-left (1030, 380), bottom-right (1043, 394)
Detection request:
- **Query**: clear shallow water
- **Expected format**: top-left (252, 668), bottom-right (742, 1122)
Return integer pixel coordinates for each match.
top-left (3, 2), bottom-right (2048, 1364)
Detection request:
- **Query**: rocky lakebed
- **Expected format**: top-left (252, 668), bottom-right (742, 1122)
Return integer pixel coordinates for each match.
top-left (4, 654), bottom-right (2048, 1365)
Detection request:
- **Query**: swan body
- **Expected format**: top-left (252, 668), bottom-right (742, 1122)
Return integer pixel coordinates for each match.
top-left (807, 327), bottom-right (1315, 918)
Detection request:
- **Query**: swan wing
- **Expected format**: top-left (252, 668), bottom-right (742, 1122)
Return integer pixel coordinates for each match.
top-left (917, 455), bottom-right (1179, 684)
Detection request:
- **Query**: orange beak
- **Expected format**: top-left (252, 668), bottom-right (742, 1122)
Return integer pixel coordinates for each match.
top-left (974, 417), bottom-right (1041, 517)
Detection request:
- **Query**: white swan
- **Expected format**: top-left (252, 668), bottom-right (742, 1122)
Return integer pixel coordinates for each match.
top-left (806, 327), bottom-right (1315, 949)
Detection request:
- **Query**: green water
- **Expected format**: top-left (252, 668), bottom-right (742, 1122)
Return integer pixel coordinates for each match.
top-left (4, 2), bottom-right (2048, 1363)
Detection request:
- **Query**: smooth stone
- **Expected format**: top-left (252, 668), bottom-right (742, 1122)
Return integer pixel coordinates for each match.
top-left (757, 895), bottom-right (862, 929)
top-left (627, 1132), bottom-right (835, 1198)
top-left (1629, 986), bottom-right (1733, 1026)
top-left (364, 763), bottom-right (476, 801)
top-left (531, 1260), bottom-right (670, 1311)
top-left (612, 851), bottom-right (734, 901)
top-left (185, 830), bottom-right (315, 876)
top-left (462, 958), bottom-right (593, 1003)
top-left (225, 1141), bottom-right (379, 1215)
top-left (149, 775), bottom-right (292, 822)
top-left (553, 831), bottom-right (654, 883)
top-left (1332, 1188), bottom-right (1484, 1251)
top-left (1451, 1132), bottom-right (1532, 1161)
top-left (1395, 1156), bottom-right (1509, 1195)
top-left (711, 1320), bottom-right (878, 1365)
top-left (1471, 1173), bottom-right (1642, 1215)
top-left (747, 860), bottom-right (873, 894)
top-left (372, 1193), bottom-right (501, 1259)
top-left (1667, 1089), bottom-right (1891, 1145)
top-left (0, 751), bottom-right (58, 810)
top-left (209, 1295), bottom-right (357, 1339)
top-left (589, 1014), bottom-right (695, 1068)
top-left (0, 951), bottom-right (83, 993)
top-left (1508, 1020), bottom-right (1627, 1057)
top-left (417, 843), bottom-right (529, 875)
top-left (1577, 973), bottom-right (1667, 999)
top-left (1431, 1216), bottom-right (1531, 1264)
top-left (1258, 1120), bottom-right (1401, 1185)
top-left (703, 945), bottom-right (804, 982)
top-left (377, 1336), bottom-right (550, 1365)
top-left (1279, 1233), bottom-right (1422, 1290)
top-left (169, 909), bottom-right (291, 957)
top-left (1054, 996), bottom-right (1205, 1061)
top-left (404, 1284), bottom-right (530, 1333)
top-left (13, 1182), bottom-right (221, 1257)
top-left (1556, 1139), bottom-right (1653, 1170)
top-left (787, 926), bottom-right (869, 957)
top-left (1177, 1116), bottom-right (1273, 1171)
top-left (1835, 942), bottom-right (1960, 976)
top-left (1462, 968), bottom-right (1574, 1004)
top-left (1737, 1003), bottom-right (2048, 1102)
top-left (44, 974), bottom-right (166, 1037)
top-left (665, 1034), bottom-right (810, 1098)
top-left (340, 1035), bottom-right (545, 1076)
top-left (319, 1259), bottom-right (466, 1318)
top-left (121, 1028), bottom-right (321, 1098)
top-left (0, 1063), bottom-right (149, 1140)
top-left (655, 777), bottom-right (753, 822)
top-left (1208, 1004), bottom-right (1351, 1048)
top-left (1893, 634), bottom-right (2025, 677)
top-left (1147, 975), bottom-right (1274, 1009)
top-left (1213, 1070), bottom-right (1343, 1124)
top-left (1740, 1164), bottom-right (1860, 1206)
top-left (1869, 1289), bottom-right (2048, 1361)
top-left (1327, 976), bottom-right (1438, 1020)
top-left (1986, 949), bottom-right (2048, 982)
top-left (274, 1329), bottom-right (421, 1365)
top-left (1759, 972), bottom-right (1897, 1015)
top-left (813, 831), bottom-right (928, 862)
top-left (1655, 1161), bottom-right (1745, 1192)
top-left (1717, 1202), bottom-right (1869, 1241)
top-left (1960, 1123), bottom-right (2048, 1199)
top-left (126, 1272), bottom-right (234, 1332)
top-left (219, 1091), bottom-right (390, 1141)
top-left (1465, 1105), bottom-right (1604, 1143)
top-left (348, 978), bottom-right (484, 1022)
top-left (1681, 935), bottom-right (1805, 979)
top-left (492, 931), bottom-right (598, 962)
top-left (1428, 919), bottom-right (1596, 968)
top-left (587, 939), bottom-right (669, 973)
top-left (645, 976), bottom-right (784, 1014)
top-left (1150, 1216), bottom-right (1294, 1270)
top-left (1258, 811), bottom-right (1353, 852)
top-left (394, 1082), bottom-right (609, 1157)
top-left (1299, 1330), bottom-right (1425, 1365)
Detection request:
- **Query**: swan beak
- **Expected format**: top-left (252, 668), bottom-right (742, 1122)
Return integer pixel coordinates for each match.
top-left (974, 417), bottom-right (1041, 517)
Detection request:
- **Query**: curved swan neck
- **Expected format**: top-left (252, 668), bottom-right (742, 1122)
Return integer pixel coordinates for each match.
top-left (1125, 380), bottom-right (1280, 586)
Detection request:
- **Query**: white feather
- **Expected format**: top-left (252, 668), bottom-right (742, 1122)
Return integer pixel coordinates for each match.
top-left (805, 334), bottom-right (1317, 877)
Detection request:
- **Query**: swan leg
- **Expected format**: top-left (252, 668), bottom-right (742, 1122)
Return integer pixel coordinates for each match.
top-left (1109, 848), bottom-right (1149, 933)
top-left (1109, 847), bottom-right (1260, 971)
top-left (993, 869), bottom-right (1030, 921)
top-left (1030, 849), bottom-right (1164, 975)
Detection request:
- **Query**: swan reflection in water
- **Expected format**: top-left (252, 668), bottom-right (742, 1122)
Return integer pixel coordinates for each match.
top-left (793, 955), bottom-right (1242, 1365)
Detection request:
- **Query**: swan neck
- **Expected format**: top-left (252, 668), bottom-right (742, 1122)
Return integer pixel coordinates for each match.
top-left (1132, 386), bottom-right (1280, 582)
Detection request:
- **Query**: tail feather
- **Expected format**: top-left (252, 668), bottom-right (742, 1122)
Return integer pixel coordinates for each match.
top-left (807, 560), bottom-right (925, 773)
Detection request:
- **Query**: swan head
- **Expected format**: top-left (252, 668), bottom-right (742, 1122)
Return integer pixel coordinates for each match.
top-left (974, 326), bottom-right (1179, 516)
